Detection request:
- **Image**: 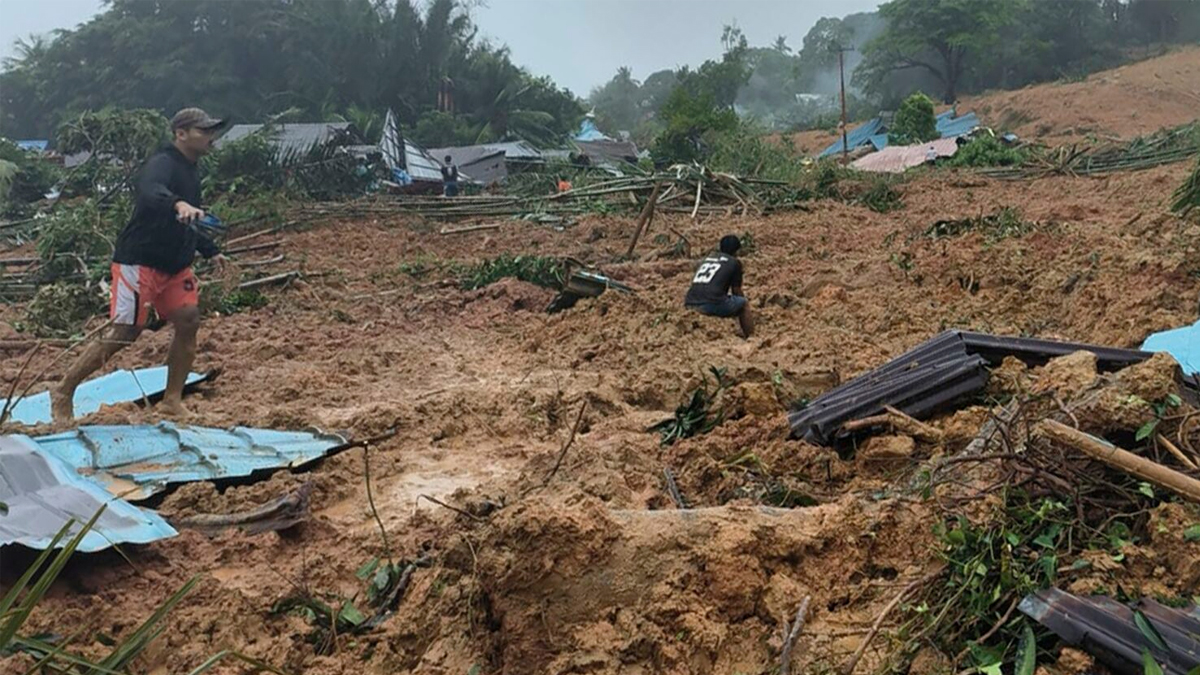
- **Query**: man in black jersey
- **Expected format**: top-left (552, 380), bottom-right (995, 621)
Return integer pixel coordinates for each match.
top-left (441, 155), bottom-right (459, 197)
top-left (684, 234), bottom-right (754, 338)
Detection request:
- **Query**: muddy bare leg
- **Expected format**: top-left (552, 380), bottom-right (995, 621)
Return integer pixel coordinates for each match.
top-left (51, 324), bottom-right (141, 421)
top-left (160, 306), bottom-right (200, 417)
top-left (737, 304), bottom-right (754, 339)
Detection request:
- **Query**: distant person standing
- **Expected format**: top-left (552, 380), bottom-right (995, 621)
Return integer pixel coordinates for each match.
top-left (51, 108), bottom-right (229, 421)
top-left (925, 146), bottom-right (938, 164)
top-left (441, 155), bottom-right (459, 197)
top-left (684, 235), bottom-right (753, 338)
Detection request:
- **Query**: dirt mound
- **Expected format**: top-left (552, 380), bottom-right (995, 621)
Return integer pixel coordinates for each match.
top-left (961, 46), bottom-right (1200, 141)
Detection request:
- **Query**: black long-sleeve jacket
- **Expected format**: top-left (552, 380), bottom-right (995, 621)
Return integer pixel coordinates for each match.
top-left (112, 144), bottom-right (220, 274)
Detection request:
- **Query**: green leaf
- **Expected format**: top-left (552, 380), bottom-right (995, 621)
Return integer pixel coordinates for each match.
top-left (1016, 623), bottom-right (1037, 675)
top-left (1183, 524), bottom-right (1200, 542)
top-left (355, 557), bottom-right (380, 581)
top-left (1138, 483), bottom-right (1156, 499)
top-left (338, 601), bottom-right (365, 627)
top-left (1136, 420), bottom-right (1159, 442)
top-left (1142, 649), bottom-right (1164, 675)
top-left (1134, 610), bottom-right (1170, 652)
top-left (1187, 665), bottom-right (1200, 675)
top-left (467, 665), bottom-right (482, 675)
top-left (0, 500), bottom-right (7, 516)
top-left (946, 528), bottom-right (967, 547)
top-left (1165, 393), bottom-right (1182, 408)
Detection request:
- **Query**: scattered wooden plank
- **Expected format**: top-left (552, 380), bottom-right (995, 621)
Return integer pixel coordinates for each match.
top-left (439, 222), bottom-right (501, 235)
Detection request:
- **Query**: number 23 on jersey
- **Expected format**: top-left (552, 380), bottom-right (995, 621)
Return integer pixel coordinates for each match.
top-left (692, 261), bottom-right (721, 284)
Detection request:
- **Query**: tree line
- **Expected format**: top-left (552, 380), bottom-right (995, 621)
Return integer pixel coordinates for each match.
top-left (0, 0), bottom-right (583, 147)
top-left (589, 0), bottom-right (1200, 136)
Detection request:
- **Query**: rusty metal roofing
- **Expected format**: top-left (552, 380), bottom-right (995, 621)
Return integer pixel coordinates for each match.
top-left (0, 435), bottom-right (177, 551)
top-left (788, 330), bottom-right (1151, 445)
top-left (1021, 588), bottom-right (1199, 675)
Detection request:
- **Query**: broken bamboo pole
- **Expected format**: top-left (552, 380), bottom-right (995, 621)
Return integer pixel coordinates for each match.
top-left (1037, 420), bottom-right (1200, 504)
top-left (625, 182), bottom-right (663, 258)
top-left (1156, 433), bottom-right (1199, 471)
top-left (439, 222), bottom-right (501, 235)
top-left (238, 271), bottom-right (300, 290)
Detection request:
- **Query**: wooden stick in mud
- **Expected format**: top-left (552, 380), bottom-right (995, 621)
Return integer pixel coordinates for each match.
top-left (624, 182), bottom-right (663, 258)
top-left (1157, 433), bottom-right (1198, 470)
top-left (842, 571), bottom-right (941, 675)
top-left (522, 400), bottom-right (588, 497)
top-left (1038, 419), bottom-right (1200, 503)
top-left (840, 406), bottom-right (943, 442)
top-left (780, 596), bottom-right (811, 675)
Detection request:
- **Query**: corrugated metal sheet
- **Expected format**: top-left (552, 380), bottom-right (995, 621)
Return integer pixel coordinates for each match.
top-left (1021, 588), bottom-right (1199, 675)
top-left (0, 435), bottom-right (177, 551)
top-left (574, 139), bottom-right (639, 168)
top-left (15, 140), bottom-right (49, 152)
top-left (1143, 320), bottom-right (1200, 376)
top-left (819, 118), bottom-right (886, 158)
top-left (33, 423), bottom-right (347, 501)
top-left (0, 367), bottom-right (211, 427)
top-left (485, 140), bottom-right (543, 161)
top-left (382, 109), bottom-right (404, 171)
top-left (459, 151), bottom-right (507, 185)
top-left (852, 138), bottom-right (960, 173)
top-left (404, 139), bottom-right (445, 183)
top-left (820, 111), bottom-right (979, 158)
top-left (217, 123), bottom-right (359, 158)
top-left (788, 331), bottom-right (1152, 445)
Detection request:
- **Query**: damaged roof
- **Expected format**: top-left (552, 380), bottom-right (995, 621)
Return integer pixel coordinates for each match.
top-left (788, 330), bottom-right (1151, 445)
top-left (1021, 588), bottom-right (1199, 675)
top-left (0, 435), bottom-right (177, 552)
top-left (217, 123), bottom-right (361, 157)
top-left (33, 423), bottom-right (348, 501)
top-left (0, 367), bottom-right (210, 426)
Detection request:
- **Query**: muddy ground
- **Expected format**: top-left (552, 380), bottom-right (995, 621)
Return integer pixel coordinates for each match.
top-left (2, 161), bottom-right (1199, 675)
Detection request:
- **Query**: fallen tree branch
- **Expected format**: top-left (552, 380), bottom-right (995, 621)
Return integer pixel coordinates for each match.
top-left (1037, 420), bottom-right (1200, 504)
top-left (416, 494), bottom-right (481, 521)
top-left (780, 596), bottom-right (811, 675)
top-left (172, 483), bottom-right (311, 535)
top-left (1157, 433), bottom-right (1198, 470)
top-left (521, 400), bottom-right (588, 497)
top-left (842, 570), bottom-right (942, 675)
top-left (439, 222), bottom-right (501, 235)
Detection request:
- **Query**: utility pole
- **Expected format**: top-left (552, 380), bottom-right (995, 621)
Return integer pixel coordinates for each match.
top-left (834, 44), bottom-right (855, 164)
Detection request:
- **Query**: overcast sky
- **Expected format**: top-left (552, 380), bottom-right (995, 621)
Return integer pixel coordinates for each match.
top-left (0, 0), bottom-right (881, 94)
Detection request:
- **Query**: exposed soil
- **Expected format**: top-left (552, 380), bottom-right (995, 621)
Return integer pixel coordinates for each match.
top-left (2, 156), bottom-right (1199, 674)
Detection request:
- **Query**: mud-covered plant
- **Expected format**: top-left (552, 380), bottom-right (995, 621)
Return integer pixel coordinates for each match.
top-left (651, 366), bottom-right (729, 446)
top-left (1171, 155), bottom-right (1200, 219)
top-left (857, 179), bottom-right (904, 213)
top-left (947, 136), bottom-right (1028, 168)
top-left (926, 207), bottom-right (1034, 244)
top-left (18, 281), bottom-right (107, 338)
top-left (459, 254), bottom-right (564, 290)
top-left (200, 286), bottom-right (269, 316)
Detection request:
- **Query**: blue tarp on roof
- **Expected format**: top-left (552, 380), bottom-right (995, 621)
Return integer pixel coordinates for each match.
top-left (0, 367), bottom-right (210, 426)
top-left (819, 110), bottom-right (979, 157)
top-left (33, 423), bottom-right (347, 500)
top-left (1142, 320), bottom-right (1200, 376)
top-left (575, 117), bottom-right (612, 142)
top-left (0, 434), bottom-right (177, 551)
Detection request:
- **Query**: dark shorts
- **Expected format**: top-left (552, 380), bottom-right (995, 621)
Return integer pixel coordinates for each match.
top-left (443, 182), bottom-right (459, 197)
top-left (688, 295), bottom-right (747, 318)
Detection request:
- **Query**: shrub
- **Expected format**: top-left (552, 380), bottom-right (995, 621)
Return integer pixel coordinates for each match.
top-left (947, 136), bottom-right (1027, 168)
top-left (889, 92), bottom-right (938, 146)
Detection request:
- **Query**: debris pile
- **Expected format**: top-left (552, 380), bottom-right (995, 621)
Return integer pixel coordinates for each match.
top-left (983, 122), bottom-right (1200, 179)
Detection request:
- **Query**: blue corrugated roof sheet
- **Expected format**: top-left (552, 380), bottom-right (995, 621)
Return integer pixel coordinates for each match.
top-left (15, 140), bottom-right (49, 152)
top-left (0, 435), bottom-right (177, 551)
top-left (33, 423), bottom-right (347, 500)
top-left (819, 110), bottom-right (979, 157)
top-left (1142, 320), bottom-right (1200, 376)
top-left (0, 367), bottom-right (210, 426)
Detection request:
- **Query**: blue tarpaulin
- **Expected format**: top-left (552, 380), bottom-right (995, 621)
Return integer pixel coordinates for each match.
top-left (33, 423), bottom-right (347, 500)
top-left (819, 110), bottom-right (979, 158)
top-left (15, 140), bottom-right (49, 152)
top-left (0, 367), bottom-right (211, 426)
top-left (1142, 320), bottom-right (1200, 376)
top-left (0, 434), bottom-right (177, 551)
top-left (575, 117), bottom-right (612, 142)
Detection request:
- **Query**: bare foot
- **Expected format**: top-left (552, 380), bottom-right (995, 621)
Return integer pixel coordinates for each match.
top-left (50, 387), bottom-right (75, 422)
top-left (158, 398), bottom-right (193, 420)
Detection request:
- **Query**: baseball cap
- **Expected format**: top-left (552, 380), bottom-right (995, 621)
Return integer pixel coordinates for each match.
top-left (170, 107), bottom-right (228, 132)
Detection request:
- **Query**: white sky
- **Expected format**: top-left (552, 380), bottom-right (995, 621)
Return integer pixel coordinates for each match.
top-left (0, 0), bottom-right (882, 95)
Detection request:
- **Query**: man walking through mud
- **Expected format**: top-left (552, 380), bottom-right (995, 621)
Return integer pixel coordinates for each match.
top-left (51, 108), bottom-right (229, 421)
top-left (684, 234), bottom-right (754, 338)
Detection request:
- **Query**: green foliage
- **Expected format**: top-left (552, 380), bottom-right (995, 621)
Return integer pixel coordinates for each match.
top-left (19, 281), bottom-right (107, 338)
top-left (650, 88), bottom-right (739, 166)
top-left (651, 367), bottom-right (729, 446)
top-left (200, 285), bottom-right (269, 316)
top-left (947, 136), bottom-right (1028, 168)
top-left (412, 110), bottom-right (474, 148)
top-left (889, 92), bottom-right (938, 145)
top-left (0, 139), bottom-right (60, 215)
top-left (459, 255), bottom-right (564, 290)
top-left (1172, 156), bottom-right (1200, 219)
top-left (704, 124), bottom-right (807, 183)
top-left (55, 108), bottom-right (169, 195)
top-left (200, 128), bottom-right (285, 199)
top-left (925, 207), bottom-right (1034, 244)
top-left (34, 197), bottom-right (128, 282)
top-left (857, 178), bottom-right (905, 213)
